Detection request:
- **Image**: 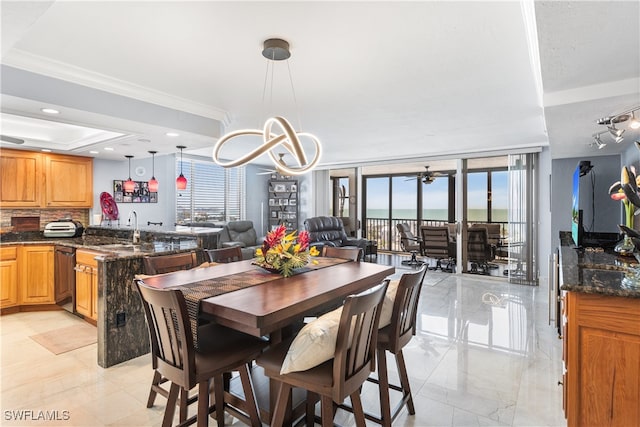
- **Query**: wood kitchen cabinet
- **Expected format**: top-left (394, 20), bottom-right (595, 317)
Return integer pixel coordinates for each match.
top-left (0, 149), bottom-right (43, 207)
top-left (19, 245), bottom-right (54, 304)
top-left (0, 246), bottom-right (18, 309)
top-left (564, 291), bottom-right (640, 427)
top-left (75, 250), bottom-right (101, 321)
top-left (0, 149), bottom-right (93, 208)
top-left (45, 154), bottom-right (93, 207)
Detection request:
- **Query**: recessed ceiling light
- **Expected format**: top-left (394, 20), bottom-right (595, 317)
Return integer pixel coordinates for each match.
top-left (166, 132), bottom-right (179, 137)
top-left (89, 150), bottom-right (99, 154)
top-left (41, 148), bottom-right (51, 152)
top-left (41, 108), bottom-right (60, 114)
top-left (104, 147), bottom-right (114, 151)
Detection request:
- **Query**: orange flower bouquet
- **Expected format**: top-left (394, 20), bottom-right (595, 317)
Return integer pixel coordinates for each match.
top-left (255, 225), bottom-right (320, 277)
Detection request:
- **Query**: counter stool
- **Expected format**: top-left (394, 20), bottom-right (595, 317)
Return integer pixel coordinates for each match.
top-left (135, 279), bottom-right (267, 427)
top-left (340, 266), bottom-right (427, 426)
top-left (256, 281), bottom-right (389, 427)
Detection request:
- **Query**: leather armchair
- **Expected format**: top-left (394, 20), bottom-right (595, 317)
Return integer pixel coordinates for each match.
top-left (304, 216), bottom-right (368, 252)
top-left (218, 220), bottom-right (264, 260)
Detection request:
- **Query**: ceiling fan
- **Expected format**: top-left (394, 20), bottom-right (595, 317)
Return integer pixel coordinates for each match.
top-left (405, 166), bottom-right (446, 184)
top-left (0, 135), bottom-right (25, 145)
top-left (257, 153), bottom-right (288, 176)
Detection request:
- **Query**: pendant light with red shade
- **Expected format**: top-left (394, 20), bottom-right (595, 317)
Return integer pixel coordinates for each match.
top-left (148, 150), bottom-right (159, 192)
top-left (176, 145), bottom-right (187, 190)
top-left (123, 155), bottom-right (135, 192)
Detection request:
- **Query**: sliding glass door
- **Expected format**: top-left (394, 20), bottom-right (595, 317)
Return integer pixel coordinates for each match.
top-left (360, 153), bottom-right (538, 285)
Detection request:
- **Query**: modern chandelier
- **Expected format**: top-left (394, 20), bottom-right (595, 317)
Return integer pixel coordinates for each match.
top-left (212, 38), bottom-right (322, 176)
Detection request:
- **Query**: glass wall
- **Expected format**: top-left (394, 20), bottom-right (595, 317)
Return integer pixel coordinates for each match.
top-left (422, 176), bottom-right (449, 222)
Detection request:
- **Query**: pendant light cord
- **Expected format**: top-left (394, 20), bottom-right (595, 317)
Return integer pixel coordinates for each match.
top-left (286, 59), bottom-right (303, 131)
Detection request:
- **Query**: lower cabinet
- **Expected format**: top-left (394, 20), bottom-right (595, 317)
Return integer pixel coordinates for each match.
top-left (19, 246), bottom-right (54, 305)
top-left (75, 250), bottom-right (100, 321)
top-left (565, 292), bottom-right (640, 427)
top-left (0, 246), bottom-right (18, 309)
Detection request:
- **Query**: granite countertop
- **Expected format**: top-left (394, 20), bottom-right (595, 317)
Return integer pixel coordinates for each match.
top-left (559, 234), bottom-right (640, 298)
top-left (89, 224), bottom-right (223, 234)
top-left (0, 232), bottom-right (199, 260)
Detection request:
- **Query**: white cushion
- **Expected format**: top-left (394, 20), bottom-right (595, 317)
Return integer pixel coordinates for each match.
top-left (280, 307), bottom-right (342, 374)
top-left (378, 279), bottom-right (400, 329)
top-left (280, 279), bottom-right (400, 374)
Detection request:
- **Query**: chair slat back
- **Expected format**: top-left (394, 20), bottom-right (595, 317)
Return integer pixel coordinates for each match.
top-left (467, 228), bottom-right (492, 262)
top-left (143, 252), bottom-right (198, 275)
top-left (134, 279), bottom-right (195, 388)
top-left (322, 246), bottom-right (362, 261)
top-left (397, 223), bottom-right (421, 252)
top-left (205, 246), bottom-right (243, 263)
top-left (333, 280), bottom-right (388, 402)
top-left (421, 226), bottom-right (450, 257)
top-left (389, 266), bottom-right (427, 352)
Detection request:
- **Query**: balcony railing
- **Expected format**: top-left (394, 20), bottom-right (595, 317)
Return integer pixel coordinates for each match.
top-left (364, 218), bottom-right (508, 251)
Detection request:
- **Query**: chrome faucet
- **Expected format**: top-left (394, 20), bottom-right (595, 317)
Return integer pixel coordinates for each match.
top-left (128, 210), bottom-right (140, 244)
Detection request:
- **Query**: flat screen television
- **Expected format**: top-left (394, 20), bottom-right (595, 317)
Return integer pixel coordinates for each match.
top-left (571, 165), bottom-right (583, 247)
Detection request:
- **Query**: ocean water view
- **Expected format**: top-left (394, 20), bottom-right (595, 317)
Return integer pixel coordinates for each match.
top-left (366, 209), bottom-right (508, 223)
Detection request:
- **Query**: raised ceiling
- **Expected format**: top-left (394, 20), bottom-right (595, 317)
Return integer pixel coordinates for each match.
top-left (0, 1), bottom-right (638, 165)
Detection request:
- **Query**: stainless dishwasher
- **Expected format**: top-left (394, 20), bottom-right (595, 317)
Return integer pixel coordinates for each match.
top-left (55, 246), bottom-right (76, 313)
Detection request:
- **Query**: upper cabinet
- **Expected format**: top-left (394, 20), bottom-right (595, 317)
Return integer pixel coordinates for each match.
top-left (0, 149), bottom-right (43, 207)
top-left (45, 154), bottom-right (93, 207)
top-left (0, 149), bottom-right (93, 208)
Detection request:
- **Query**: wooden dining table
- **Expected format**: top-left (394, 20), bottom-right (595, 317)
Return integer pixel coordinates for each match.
top-left (139, 258), bottom-right (395, 423)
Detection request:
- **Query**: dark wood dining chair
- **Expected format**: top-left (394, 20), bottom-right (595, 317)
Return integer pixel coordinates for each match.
top-left (355, 266), bottom-right (427, 427)
top-left (205, 246), bottom-right (243, 263)
top-left (321, 246), bottom-right (362, 261)
top-left (134, 279), bottom-right (267, 427)
top-left (421, 225), bottom-right (454, 272)
top-left (256, 280), bottom-right (389, 427)
top-left (143, 251), bottom-right (198, 275)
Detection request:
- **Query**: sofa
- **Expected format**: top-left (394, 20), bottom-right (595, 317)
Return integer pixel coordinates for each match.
top-left (303, 216), bottom-right (369, 253)
top-left (218, 221), bottom-right (264, 260)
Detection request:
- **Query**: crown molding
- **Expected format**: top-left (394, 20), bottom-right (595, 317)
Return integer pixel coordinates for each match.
top-left (3, 49), bottom-right (231, 124)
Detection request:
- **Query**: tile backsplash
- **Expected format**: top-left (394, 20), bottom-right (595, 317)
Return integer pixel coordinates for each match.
top-left (0, 209), bottom-right (90, 230)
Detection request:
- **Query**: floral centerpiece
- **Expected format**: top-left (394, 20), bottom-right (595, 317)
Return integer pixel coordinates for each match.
top-left (254, 225), bottom-right (320, 277)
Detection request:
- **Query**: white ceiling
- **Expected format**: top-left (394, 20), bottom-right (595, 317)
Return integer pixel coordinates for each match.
top-left (0, 1), bottom-right (638, 167)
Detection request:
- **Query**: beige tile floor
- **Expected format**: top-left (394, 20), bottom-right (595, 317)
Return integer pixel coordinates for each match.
top-left (0, 270), bottom-right (565, 426)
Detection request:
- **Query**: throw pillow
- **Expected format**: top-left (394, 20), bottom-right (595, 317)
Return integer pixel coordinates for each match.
top-left (280, 279), bottom-right (399, 374)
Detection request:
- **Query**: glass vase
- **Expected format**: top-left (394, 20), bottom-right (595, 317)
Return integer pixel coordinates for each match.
top-left (615, 235), bottom-right (635, 256)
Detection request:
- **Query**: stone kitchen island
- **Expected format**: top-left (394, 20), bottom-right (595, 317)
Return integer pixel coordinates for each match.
top-left (558, 234), bottom-right (640, 427)
top-left (1, 225), bottom-right (215, 367)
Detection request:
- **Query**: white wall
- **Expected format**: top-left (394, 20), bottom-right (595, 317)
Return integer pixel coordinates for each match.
top-left (92, 154), bottom-right (178, 228)
top-left (94, 155), bottom-right (273, 231)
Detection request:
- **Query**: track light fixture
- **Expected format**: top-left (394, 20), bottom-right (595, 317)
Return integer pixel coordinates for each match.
top-left (593, 134), bottom-right (607, 150)
top-left (630, 112), bottom-right (640, 130)
top-left (592, 105), bottom-right (640, 150)
top-left (608, 123), bottom-right (625, 139)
